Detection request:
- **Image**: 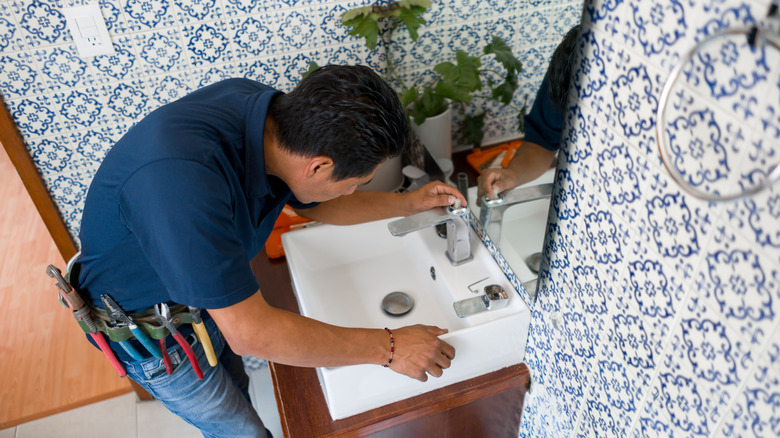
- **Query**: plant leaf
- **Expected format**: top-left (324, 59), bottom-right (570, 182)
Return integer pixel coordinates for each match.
top-left (345, 16), bottom-right (381, 50)
top-left (397, 7), bottom-right (427, 41)
top-left (398, 0), bottom-right (432, 9)
top-left (485, 35), bottom-right (522, 74)
top-left (301, 61), bottom-right (320, 81)
top-left (399, 86), bottom-right (418, 109)
top-left (433, 61), bottom-right (456, 80)
top-left (433, 50), bottom-right (481, 98)
top-left (341, 5), bottom-right (373, 22)
top-left (516, 95), bottom-right (528, 133)
top-left (455, 50), bottom-right (482, 90)
top-left (491, 71), bottom-right (517, 105)
top-left (412, 87), bottom-right (445, 124)
top-left (434, 80), bottom-right (472, 103)
top-left (463, 113), bottom-right (486, 148)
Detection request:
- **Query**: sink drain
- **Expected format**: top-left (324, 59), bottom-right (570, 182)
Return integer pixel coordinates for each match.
top-left (381, 292), bottom-right (414, 317)
top-left (526, 252), bottom-right (542, 274)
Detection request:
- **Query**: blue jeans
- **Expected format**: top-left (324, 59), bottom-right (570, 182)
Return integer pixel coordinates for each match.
top-left (123, 318), bottom-right (269, 438)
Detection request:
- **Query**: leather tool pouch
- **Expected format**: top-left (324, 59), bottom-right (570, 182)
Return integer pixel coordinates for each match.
top-left (63, 259), bottom-right (192, 341)
top-left (87, 304), bottom-right (193, 341)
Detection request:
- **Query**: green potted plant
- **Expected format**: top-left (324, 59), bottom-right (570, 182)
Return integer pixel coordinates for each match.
top-left (341, 0), bottom-right (527, 149)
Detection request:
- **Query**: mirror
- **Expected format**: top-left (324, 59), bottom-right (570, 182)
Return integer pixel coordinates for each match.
top-left (466, 18), bottom-right (583, 298)
top-left (468, 170), bottom-right (556, 296)
top-left (415, 139), bottom-right (555, 298)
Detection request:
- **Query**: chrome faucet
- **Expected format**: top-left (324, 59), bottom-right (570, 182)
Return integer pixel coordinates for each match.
top-left (388, 200), bottom-right (473, 266)
top-left (478, 183), bottom-right (554, 243)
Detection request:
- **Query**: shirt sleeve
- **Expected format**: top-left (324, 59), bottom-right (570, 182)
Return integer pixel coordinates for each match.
top-left (523, 73), bottom-right (565, 151)
top-left (118, 159), bottom-right (259, 309)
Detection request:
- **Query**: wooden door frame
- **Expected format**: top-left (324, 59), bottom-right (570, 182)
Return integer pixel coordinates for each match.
top-left (0, 97), bottom-right (154, 400)
top-left (0, 98), bottom-right (77, 261)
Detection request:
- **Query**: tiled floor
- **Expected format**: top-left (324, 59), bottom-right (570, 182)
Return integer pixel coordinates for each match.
top-left (0, 365), bottom-right (282, 438)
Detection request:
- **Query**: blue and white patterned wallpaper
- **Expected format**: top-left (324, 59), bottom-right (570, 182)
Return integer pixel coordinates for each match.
top-left (0, 0), bottom-right (581, 241)
top-left (520, 0), bottom-right (780, 436)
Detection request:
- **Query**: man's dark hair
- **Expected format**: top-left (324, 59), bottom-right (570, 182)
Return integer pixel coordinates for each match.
top-left (548, 24), bottom-right (581, 113)
top-left (269, 65), bottom-right (410, 181)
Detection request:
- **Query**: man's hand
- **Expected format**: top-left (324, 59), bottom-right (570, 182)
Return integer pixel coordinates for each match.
top-left (477, 167), bottom-right (522, 203)
top-left (294, 180), bottom-right (467, 225)
top-left (403, 181), bottom-right (468, 215)
top-left (388, 324), bottom-right (455, 382)
top-left (476, 141), bottom-right (558, 204)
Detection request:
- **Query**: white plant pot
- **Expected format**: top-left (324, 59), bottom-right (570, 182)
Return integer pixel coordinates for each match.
top-left (356, 155), bottom-right (403, 192)
top-left (410, 104), bottom-right (453, 161)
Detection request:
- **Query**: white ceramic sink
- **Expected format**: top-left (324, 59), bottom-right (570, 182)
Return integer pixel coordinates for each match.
top-left (281, 216), bottom-right (531, 420)
top-left (468, 169), bottom-right (555, 287)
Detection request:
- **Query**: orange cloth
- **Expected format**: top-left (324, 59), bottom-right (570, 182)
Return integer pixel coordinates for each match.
top-left (265, 205), bottom-right (313, 259)
top-left (465, 140), bottom-right (522, 174)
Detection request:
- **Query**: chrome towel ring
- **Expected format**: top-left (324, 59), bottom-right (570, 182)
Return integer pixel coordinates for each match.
top-left (656, 25), bottom-right (780, 202)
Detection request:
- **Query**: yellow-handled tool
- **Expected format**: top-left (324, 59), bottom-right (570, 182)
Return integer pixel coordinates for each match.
top-left (188, 306), bottom-right (218, 367)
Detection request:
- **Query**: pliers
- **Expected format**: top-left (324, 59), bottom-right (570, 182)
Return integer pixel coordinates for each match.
top-left (46, 265), bottom-right (126, 377)
top-left (101, 294), bottom-right (162, 360)
top-left (155, 303), bottom-right (204, 379)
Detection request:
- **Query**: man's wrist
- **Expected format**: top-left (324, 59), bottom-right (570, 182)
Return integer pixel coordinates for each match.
top-left (381, 328), bottom-right (394, 367)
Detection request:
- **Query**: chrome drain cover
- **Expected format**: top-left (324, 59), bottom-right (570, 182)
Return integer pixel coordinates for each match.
top-left (381, 292), bottom-right (414, 317)
top-left (526, 252), bottom-right (542, 274)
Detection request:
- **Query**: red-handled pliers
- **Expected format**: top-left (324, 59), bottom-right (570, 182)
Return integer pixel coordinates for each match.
top-left (155, 303), bottom-right (203, 380)
top-left (158, 338), bottom-right (173, 375)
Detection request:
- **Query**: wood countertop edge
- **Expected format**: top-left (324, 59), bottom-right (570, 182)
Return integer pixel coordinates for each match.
top-left (269, 361), bottom-right (530, 437)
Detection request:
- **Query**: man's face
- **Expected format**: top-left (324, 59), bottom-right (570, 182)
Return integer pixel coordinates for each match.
top-left (293, 163), bottom-right (380, 204)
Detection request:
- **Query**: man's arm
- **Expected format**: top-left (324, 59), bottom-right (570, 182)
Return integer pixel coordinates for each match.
top-left (477, 141), bottom-right (557, 201)
top-left (296, 180), bottom-right (467, 225)
top-left (208, 291), bottom-right (455, 382)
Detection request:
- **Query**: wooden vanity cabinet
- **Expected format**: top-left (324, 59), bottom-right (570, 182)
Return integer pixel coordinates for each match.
top-left (250, 255), bottom-right (531, 438)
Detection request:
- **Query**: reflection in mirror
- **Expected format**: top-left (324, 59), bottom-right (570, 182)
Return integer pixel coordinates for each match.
top-left (468, 170), bottom-right (555, 297)
top-left (470, 23), bottom-right (582, 298)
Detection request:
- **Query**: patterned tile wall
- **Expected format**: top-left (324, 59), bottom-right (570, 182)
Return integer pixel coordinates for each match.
top-left (0, 0), bottom-right (581, 242)
top-left (520, 0), bottom-right (780, 436)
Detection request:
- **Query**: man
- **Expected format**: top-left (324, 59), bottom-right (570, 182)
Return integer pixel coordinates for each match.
top-left (76, 65), bottom-right (463, 437)
top-left (478, 25), bottom-right (580, 199)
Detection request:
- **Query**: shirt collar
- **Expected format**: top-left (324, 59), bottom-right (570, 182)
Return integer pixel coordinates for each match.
top-left (244, 89), bottom-right (283, 200)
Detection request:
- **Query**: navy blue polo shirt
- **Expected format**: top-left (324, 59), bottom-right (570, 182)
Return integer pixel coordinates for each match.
top-left (77, 78), bottom-right (315, 359)
top-left (524, 73), bottom-right (564, 151)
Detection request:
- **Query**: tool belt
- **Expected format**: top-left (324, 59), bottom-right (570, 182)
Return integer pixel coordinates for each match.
top-left (77, 302), bottom-right (193, 342)
top-left (59, 255), bottom-right (192, 342)
top-left (50, 254), bottom-right (215, 378)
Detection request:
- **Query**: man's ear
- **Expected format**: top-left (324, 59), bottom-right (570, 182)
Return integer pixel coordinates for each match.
top-left (303, 156), bottom-right (334, 179)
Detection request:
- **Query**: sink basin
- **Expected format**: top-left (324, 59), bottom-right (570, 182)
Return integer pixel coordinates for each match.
top-left (468, 169), bottom-right (555, 287)
top-left (281, 217), bottom-right (531, 420)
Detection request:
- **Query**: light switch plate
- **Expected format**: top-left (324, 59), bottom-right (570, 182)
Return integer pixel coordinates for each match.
top-left (63, 4), bottom-right (115, 57)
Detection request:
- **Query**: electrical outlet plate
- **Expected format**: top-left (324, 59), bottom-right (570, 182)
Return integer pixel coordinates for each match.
top-left (63, 4), bottom-right (115, 58)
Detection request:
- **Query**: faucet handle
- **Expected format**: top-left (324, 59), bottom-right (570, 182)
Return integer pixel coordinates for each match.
top-left (388, 207), bottom-right (451, 236)
top-left (448, 199), bottom-right (469, 216)
top-left (453, 284), bottom-right (509, 317)
top-left (481, 191), bottom-right (504, 207)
